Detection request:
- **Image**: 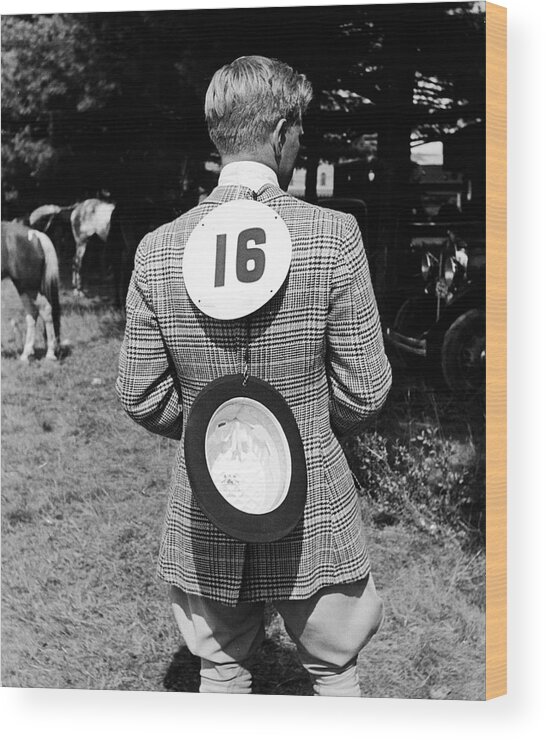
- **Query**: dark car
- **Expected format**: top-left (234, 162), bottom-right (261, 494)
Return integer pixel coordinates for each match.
top-left (385, 201), bottom-right (485, 394)
top-left (322, 175), bottom-right (485, 395)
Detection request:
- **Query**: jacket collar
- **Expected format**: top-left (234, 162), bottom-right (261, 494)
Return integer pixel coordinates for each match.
top-left (204, 161), bottom-right (285, 206)
top-left (203, 182), bottom-right (285, 206)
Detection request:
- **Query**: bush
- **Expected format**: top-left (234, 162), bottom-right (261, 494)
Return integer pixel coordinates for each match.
top-left (343, 426), bottom-right (484, 541)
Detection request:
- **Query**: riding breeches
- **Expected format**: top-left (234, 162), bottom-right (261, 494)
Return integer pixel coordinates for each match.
top-left (170, 574), bottom-right (383, 697)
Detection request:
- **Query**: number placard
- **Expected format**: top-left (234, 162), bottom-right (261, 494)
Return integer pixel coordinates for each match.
top-left (183, 200), bottom-right (292, 320)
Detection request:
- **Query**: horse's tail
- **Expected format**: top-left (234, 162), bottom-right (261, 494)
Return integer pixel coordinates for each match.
top-left (35, 231), bottom-right (61, 342)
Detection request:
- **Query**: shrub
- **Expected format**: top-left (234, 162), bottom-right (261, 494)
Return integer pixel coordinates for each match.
top-left (343, 426), bottom-right (484, 542)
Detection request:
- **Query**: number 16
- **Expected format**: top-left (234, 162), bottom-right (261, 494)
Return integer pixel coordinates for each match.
top-left (214, 227), bottom-right (266, 287)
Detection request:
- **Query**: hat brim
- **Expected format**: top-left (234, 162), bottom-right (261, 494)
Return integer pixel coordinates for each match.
top-left (185, 375), bottom-right (307, 543)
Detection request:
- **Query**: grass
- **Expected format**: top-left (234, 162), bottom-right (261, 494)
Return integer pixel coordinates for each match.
top-left (1, 277), bottom-right (485, 699)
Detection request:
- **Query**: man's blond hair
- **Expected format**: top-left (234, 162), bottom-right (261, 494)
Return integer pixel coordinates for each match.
top-left (205, 55), bottom-right (313, 156)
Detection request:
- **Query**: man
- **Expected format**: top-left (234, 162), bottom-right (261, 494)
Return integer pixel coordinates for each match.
top-left (116, 55), bottom-right (392, 696)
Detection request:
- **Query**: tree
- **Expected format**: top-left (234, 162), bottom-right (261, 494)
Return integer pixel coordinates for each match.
top-left (1, 12), bottom-right (208, 210)
top-left (165, 4), bottom-right (484, 202)
top-left (2, 3), bottom-right (485, 235)
top-left (1, 14), bottom-right (118, 210)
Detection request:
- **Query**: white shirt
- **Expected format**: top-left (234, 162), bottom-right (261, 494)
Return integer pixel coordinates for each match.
top-left (218, 161), bottom-right (279, 192)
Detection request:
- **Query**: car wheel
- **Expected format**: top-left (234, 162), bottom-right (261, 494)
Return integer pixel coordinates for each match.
top-left (441, 308), bottom-right (485, 394)
top-left (389, 296), bottom-right (435, 369)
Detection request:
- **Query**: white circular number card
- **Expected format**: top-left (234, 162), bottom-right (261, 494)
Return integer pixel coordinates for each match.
top-left (183, 200), bottom-right (292, 320)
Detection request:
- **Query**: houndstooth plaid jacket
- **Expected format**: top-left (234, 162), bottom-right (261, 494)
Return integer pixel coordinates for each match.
top-left (116, 182), bottom-right (392, 606)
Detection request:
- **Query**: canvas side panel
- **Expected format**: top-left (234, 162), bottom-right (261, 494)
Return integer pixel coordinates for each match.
top-left (485, 0), bottom-right (507, 701)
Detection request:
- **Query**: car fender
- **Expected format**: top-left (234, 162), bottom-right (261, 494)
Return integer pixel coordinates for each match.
top-left (426, 283), bottom-right (485, 369)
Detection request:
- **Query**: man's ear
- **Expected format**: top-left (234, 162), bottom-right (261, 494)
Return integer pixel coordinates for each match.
top-left (272, 119), bottom-right (288, 162)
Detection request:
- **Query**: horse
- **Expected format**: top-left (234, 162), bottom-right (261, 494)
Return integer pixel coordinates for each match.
top-left (31, 196), bottom-right (176, 302)
top-left (29, 204), bottom-right (74, 260)
top-left (1, 221), bottom-right (61, 361)
top-left (70, 198), bottom-right (115, 295)
top-left (107, 199), bottom-right (179, 308)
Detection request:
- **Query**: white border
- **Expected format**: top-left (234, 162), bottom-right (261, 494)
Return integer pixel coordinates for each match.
top-left (2, 1), bottom-right (546, 738)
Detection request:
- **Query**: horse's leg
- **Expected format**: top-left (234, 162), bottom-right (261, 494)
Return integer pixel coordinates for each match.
top-left (121, 246), bottom-right (135, 309)
top-left (72, 237), bottom-right (87, 296)
top-left (117, 221), bottom-right (135, 310)
top-left (18, 291), bottom-right (39, 362)
top-left (111, 244), bottom-right (122, 308)
top-left (100, 238), bottom-right (113, 282)
top-left (36, 293), bottom-right (58, 361)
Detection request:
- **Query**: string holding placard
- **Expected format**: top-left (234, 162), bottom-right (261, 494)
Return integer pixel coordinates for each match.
top-left (242, 317), bottom-right (251, 387)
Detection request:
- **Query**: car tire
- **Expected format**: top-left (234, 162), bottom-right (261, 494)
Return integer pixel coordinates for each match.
top-left (441, 308), bottom-right (485, 394)
top-left (388, 296), bottom-right (435, 371)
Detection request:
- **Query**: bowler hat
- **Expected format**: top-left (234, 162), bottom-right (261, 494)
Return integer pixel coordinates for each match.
top-left (185, 374), bottom-right (307, 542)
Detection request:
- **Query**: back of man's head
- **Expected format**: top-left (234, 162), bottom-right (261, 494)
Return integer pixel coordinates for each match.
top-left (205, 55), bottom-right (313, 157)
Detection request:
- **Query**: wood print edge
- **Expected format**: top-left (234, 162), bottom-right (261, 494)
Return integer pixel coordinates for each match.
top-left (485, 0), bottom-right (507, 701)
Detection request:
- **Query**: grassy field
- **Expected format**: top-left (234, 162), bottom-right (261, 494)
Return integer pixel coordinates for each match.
top-left (1, 277), bottom-right (485, 699)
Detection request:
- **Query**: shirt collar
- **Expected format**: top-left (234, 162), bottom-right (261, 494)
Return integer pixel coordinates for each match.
top-left (218, 161), bottom-right (279, 192)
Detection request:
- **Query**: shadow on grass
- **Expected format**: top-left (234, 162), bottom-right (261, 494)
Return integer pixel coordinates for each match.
top-left (1, 347), bottom-right (19, 360)
top-left (163, 639), bottom-right (313, 696)
top-left (378, 361), bottom-right (485, 443)
top-left (163, 646), bottom-right (201, 693)
top-left (250, 638), bottom-right (313, 696)
top-left (0, 346), bottom-right (71, 362)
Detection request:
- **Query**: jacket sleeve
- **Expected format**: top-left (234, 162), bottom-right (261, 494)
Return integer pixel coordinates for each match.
top-left (326, 213), bottom-right (392, 436)
top-left (115, 235), bottom-right (183, 440)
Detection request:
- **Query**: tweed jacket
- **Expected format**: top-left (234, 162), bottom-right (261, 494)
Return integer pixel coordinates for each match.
top-left (116, 182), bottom-right (392, 606)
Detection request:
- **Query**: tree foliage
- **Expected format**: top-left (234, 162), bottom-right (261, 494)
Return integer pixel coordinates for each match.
top-left (1, 14), bottom-right (117, 206)
top-left (1, 4), bottom-right (485, 215)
